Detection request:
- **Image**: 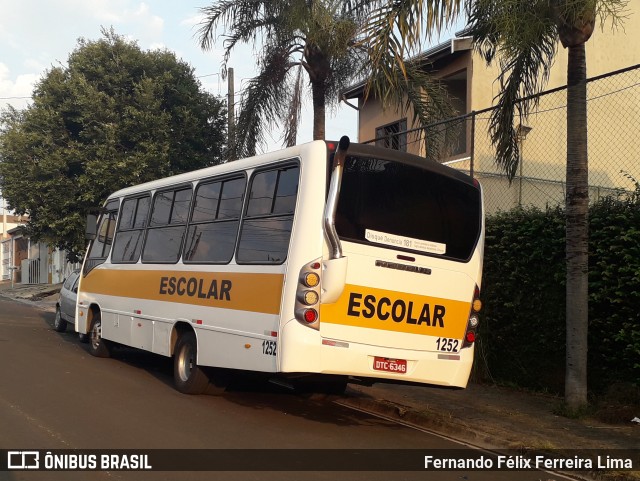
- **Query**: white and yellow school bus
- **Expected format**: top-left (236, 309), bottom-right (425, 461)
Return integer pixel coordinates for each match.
top-left (77, 137), bottom-right (484, 394)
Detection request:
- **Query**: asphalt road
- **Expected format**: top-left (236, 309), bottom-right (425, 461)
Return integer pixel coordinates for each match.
top-left (0, 296), bottom-right (566, 481)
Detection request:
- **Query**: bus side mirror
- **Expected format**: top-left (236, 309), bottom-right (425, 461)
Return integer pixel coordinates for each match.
top-left (85, 214), bottom-right (97, 240)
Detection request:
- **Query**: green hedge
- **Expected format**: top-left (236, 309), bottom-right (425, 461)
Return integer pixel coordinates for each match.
top-left (477, 195), bottom-right (640, 393)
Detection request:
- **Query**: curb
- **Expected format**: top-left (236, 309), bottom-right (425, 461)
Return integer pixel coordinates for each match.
top-left (0, 290), bottom-right (57, 313)
top-left (337, 389), bottom-right (512, 447)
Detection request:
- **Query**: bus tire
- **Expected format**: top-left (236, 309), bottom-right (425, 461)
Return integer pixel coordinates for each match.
top-left (88, 312), bottom-right (111, 358)
top-left (53, 306), bottom-right (67, 332)
top-left (174, 331), bottom-right (209, 395)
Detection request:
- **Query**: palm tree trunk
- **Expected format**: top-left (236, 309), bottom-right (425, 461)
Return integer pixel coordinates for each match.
top-left (564, 42), bottom-right (589, 409)
top-left (311, 79), bottom-right (326, 140)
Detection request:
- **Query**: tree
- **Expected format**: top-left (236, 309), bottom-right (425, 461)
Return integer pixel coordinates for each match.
top-left (197, 0), bottom-right (462, 158)
top-left (0, 29), bottom-right (227, 261)
top-left (465, 0), bottom-right (627, 409)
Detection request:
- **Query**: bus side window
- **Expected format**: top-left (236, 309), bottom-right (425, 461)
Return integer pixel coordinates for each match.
top-left (183, 176), bottom-right (246, 264)
top-left (142, 186), bottom-right (192, 263)
top-left (111, 195), bottom-right (150, 263)
top-left (85, 200), bottom-right (119, 273)
top-left (236, 164), bottom-right (299, 264)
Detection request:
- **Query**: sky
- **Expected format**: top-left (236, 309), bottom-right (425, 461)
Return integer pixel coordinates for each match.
top-left (0, 0), bottom-right (359, 153)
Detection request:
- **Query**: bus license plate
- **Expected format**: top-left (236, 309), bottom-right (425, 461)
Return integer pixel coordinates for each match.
top-left (373, 357), bottom-right (407, 374)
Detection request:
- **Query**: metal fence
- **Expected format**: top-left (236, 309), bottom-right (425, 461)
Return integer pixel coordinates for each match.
top-left (365, 64), bottom-right (640, 215)
top-left (21, 258), bottom-right (44, 285)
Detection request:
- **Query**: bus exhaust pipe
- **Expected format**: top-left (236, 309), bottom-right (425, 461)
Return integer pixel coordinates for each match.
top-left (324, 136), bottom-right (349, 260)
top-left (321, 136), bottom-right (350, 304)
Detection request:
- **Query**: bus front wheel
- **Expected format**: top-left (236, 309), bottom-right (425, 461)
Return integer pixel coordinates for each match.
top-left (174, 331), bottom-right (209, 394)
top-left (88, 312), bottom-right (111, 358)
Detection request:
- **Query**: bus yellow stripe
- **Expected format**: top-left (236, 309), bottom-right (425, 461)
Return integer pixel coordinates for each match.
top-left (81, 269), bottom-right (284, 315)
top-left (320, 284), bottom-right (470, 338)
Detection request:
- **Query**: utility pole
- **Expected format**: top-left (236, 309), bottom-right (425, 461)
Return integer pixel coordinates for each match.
top-left (1, 195), bottom-right (6, 241)
top-left (227, 67), bottom-right (235, 162)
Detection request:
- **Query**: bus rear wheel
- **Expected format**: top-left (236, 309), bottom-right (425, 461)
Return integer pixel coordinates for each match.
top-left (174, 331), bottom-right (210, 394)
top-left (88, 312), bottom-right (111, 358)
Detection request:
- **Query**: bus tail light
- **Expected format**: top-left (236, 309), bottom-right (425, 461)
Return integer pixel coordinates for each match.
top-left (302, 272), bottom-right (320, 288)
top-left (303, 309), bottom-right (318, 323)
top-left (295, 259), bottom-right (322, 330)
top-left (298, 290), bottom-right (319, 305)
top-left (462, 285), bottom-right (482, 349)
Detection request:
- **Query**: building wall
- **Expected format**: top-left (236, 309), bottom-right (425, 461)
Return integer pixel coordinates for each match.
top-left (470, 10), bottom-right (640, 213)
top-left (1, 213), bottom-right (26, 281)
top-left (1, 215), bottom-right (24, 240)
top-left (357, 51), bottom-right (472, 158)
top-left (1, 240), bottom-right (10, 281)
top-left (469, 11), bottom-right (640, 112)
top-left (353, 9), bottom-right (640, 214)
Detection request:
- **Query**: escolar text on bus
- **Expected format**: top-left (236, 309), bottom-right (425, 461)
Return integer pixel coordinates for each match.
top-left (347, 293), bottom-right (446, 327)
top-left (159, 276), bottom-right (232, 301)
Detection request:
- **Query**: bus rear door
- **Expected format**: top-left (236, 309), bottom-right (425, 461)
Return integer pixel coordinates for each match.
top-left (319, 148), bottom-right (484, 386)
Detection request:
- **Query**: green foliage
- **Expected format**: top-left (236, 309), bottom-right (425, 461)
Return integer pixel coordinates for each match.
top-left (0, 29), bottom-right (226, 261)
top-left (480, 207), bottom-right (566, 391)
top-left (588, 195), bottom-right (640, 390)
top-left (466, 0), bottom-right (627, 178)
top-left (199, 0), bottom-right (367, 155)
top-left (479, 197), bottom-right (640, 393)
top-left (466, 0), bottom-right (628, 409)
top-left (198, 0), bottom-right (461, 157)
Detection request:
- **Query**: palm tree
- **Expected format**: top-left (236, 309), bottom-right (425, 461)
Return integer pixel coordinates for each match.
top-left (465, 0), bottom-right (627, 410)
top-left (197, 0), bottom-right (463, 159)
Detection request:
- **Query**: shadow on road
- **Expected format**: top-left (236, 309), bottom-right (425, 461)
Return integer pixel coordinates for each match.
top-left (43, 313), bottom-right (400, 431)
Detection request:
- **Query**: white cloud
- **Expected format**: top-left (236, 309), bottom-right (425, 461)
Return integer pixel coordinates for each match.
top-left (23, 58), bottom-right (48, 73)
top-left (149, 42), bottom-right (166, 51)
top-left (180, 13), bottom-right (204, 28)
top-left (0, 63), bottom-right (39, 110)
top-left (127, 2), bottom-right (164, 37)
top-left (0, 0), bottom-right (358, 149)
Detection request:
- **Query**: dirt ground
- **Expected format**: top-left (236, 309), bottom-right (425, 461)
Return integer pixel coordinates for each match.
top-left (343, 382), bottom-right (638, 450)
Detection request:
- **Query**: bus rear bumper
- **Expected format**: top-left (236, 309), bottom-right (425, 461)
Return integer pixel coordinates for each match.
top-left (280, 321), bottom-right (474, 388)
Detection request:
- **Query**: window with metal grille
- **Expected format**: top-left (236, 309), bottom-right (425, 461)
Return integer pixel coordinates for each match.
top-left (375, 119), bottom-right (407, 151)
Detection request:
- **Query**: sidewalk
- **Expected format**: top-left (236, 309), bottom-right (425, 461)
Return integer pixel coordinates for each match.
top-left (340, 382), bottom-right (638, 450)
top-left (0, 279), bottom-right (59, 312)
top-left (1, 281), bottom-right (638, 480)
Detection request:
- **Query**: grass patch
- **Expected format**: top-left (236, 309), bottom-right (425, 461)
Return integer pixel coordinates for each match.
top-left (552, 401), bottom-right (594, 419)
top-left (593, 383), bottom-right (640, 424)
top-left (552, 383), bottom-right (640, 424)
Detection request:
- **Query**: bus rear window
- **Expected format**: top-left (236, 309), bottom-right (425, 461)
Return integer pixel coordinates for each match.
top-left (335, 156), bottom-right (481, 261)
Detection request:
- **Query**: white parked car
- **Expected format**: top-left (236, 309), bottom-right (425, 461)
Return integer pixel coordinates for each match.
top-left (54, 270), bottom-right (80, 333)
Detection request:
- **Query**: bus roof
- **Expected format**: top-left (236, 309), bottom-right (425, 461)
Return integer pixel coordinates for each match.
top-left (106, 140), bottom-right (329, 200)
top-left (106, 139), bottom-right (476, 201)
